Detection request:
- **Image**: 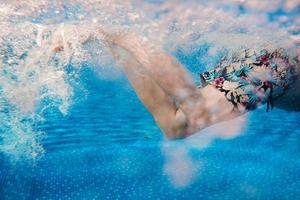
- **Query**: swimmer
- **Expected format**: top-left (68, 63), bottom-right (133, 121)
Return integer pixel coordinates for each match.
top-left (53, 31), bottom-right (300, 139)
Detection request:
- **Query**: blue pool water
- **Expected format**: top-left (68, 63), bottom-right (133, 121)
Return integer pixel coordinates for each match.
top-left (1, 1), bottom-right (300, 199)
top-left (1, 65), bottom-right (300, 200)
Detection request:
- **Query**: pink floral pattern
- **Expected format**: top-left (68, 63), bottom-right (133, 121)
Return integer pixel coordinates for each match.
top-left (200, 48), bottom-right (299, 112)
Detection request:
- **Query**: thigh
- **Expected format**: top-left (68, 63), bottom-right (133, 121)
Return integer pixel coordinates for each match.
top-left (109, 43), bottom-right (188, 138)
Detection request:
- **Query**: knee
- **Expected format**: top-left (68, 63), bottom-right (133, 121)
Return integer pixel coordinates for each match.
top-left (164, 109), bottom-right (189, 139)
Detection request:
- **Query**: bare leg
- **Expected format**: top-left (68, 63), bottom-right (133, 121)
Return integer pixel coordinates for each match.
top-left (108, 43), bottom-right (189, 138)
top-left (107, 32), bottom-right (201, 106)
top-left (52, 29), bottom-right (241, 138)
top-left (106, 33), bottom-right (211, 130)
top-left (106, 32), bottom-right (241, 138)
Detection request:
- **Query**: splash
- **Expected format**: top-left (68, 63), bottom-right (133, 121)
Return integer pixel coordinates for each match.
top-left (0, 0), bottom-right (299, 159)
top-left (162, 143), bottom-right (201, 188)
top-left (162, 115), bottom-right (246, 187)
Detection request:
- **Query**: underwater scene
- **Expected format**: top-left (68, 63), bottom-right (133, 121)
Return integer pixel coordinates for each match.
top-left (0, 0), bottom-right (300, 199)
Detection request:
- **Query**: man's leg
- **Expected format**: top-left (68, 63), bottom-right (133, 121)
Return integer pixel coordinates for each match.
top-left (106, 32), bottom-right (203, 108)
top-left (107, 33), bottom-right (213, 130)
top-left (106, 32), bottom-right (242, 137)
top-left (109, 43), bottom-right (189, 138)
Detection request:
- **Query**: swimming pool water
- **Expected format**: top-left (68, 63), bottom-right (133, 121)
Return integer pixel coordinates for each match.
top-left (1, 66), bottom-right (300, 200)
top-left (1, 1), bottom-right (300, 199)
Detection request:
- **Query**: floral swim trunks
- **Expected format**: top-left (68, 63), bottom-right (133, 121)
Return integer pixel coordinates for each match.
top-left (200, 48), bottom-right (299, 112)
